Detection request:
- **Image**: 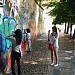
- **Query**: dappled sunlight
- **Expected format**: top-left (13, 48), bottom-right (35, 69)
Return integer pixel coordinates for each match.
top-left (23, 61), bottom-right (30, 64)
top-left (65, 51), bottom-right (72, 53)
top-left (68, 40), bottom-right (72, 42)
top-left (37, 38), bottom-right (47, 41)
top-left (61, 35), bottom-right (65, 36)
top-left (46, 57), bottom-right (50, 60)
top-left (30, 61), bottom-right (38, 65)
top-left (46, 58), bottom-right (51, 62)
top-left (23, 60), bottom-right (38, 65)
top-left (38, 57), bottom-right (51, 62)
top-left (74, 50), bottom-right (75, 55)
top-left (65, 56), bottom-right (73, 60)
top-left (38, 58), bottom-right (44, 61)
top-left (65, 38), bottom-right (74, 42)
top-left (22, 57), bottom-right (51, 65)
top-left (65, 38), bottom-right (69, 40)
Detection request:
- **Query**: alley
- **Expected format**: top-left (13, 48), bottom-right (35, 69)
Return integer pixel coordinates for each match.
top-left (0, 0), bottom-right (75, 75)
top-left (5, 32), bottom-right (75, 75)
top-left (19, 33), bottom-right (75, 75)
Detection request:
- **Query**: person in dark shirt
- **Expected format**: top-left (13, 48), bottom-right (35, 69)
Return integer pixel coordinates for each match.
top-left (5, 29), bottom-right (22, 75)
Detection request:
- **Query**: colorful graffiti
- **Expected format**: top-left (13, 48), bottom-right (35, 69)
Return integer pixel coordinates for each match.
top-left (0, 15), bottom-right (17, 72)
top-left (0, 0), bottom-right (39, 73)
top-left (0, 13), bottom-right (28, 73)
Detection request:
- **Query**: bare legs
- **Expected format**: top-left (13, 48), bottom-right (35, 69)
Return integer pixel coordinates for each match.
top-left (51, 50), bottom-right (54, 63)
top-left (50, 48), bottom-right (58, 66)
top-left (54, 48), bottom-right (58, 64)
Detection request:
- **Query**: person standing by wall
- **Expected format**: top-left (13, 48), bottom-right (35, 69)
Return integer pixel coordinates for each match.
top-left (5, 29), bottom-right (22, 75)
top-left (26, 28), bottom-right (31, 52)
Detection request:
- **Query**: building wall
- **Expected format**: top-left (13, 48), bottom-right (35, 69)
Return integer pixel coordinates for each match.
top-left (28, 0), bottom-right (45, 41)
top-left (19, 0), bottom-right (45, 41)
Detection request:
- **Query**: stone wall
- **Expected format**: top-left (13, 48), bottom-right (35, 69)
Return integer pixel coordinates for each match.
top-left (19, 0), bottom-right (45, 42)
top-left (28, 0), bottom-right (45, 41)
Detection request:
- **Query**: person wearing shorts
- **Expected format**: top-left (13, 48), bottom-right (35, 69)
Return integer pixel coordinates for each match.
top-left (49, 26), bottom-right (59, 67)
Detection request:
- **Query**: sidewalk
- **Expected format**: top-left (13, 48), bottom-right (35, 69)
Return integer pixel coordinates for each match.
top-left (6, 32), bottom-right (75, 75)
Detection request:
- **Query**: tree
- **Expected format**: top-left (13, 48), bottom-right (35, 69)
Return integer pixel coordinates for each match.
top-left (43, 0), bottom-right (75, 37)
top-left (34, 0), bottom-right (44, 10)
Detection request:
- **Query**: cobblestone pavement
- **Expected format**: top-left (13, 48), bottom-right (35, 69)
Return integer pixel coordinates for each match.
top-left (6, 32), bottom-right (75, 75)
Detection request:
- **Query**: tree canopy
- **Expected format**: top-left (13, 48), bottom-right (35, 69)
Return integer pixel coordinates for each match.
top-left (43, 0), bottom-right (75, 25)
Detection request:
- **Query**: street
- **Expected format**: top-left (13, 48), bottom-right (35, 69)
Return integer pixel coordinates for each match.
top-left (18, 32), bottom-right (75, 75)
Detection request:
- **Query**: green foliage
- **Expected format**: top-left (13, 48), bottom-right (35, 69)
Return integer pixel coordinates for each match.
top-left (43, 1), bottom-right (58, 7)
top-left (48, 2), bottom-right (68, 24)
top-left (43, 0), bottom-right (75, 24)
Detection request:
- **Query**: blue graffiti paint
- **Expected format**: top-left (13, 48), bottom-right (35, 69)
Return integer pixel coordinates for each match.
top-left (0, 15), bottom-right (17, 72)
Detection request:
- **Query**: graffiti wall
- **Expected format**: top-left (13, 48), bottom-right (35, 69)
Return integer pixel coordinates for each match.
top-left (0, 0), bottom-right (29, 73)
top-left (0, 15), bottom-right (17, 72)
top-left (28, 0), bottom-right (45, 41)
top-left (0, 0), bottom-right (46, 73)
top-left (0, 15), bottom-right (27, 73)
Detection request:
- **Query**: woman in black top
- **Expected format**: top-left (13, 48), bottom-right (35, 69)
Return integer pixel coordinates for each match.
top-left (6, 29), bottom-right (22, 75)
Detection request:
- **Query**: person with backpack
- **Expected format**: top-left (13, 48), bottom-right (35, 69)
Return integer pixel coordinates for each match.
top-left (5, 29), bottom-right (22, 75)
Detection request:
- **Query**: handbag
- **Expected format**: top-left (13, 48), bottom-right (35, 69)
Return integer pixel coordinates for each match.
top-left (48, 43), bottom-right (54, 51)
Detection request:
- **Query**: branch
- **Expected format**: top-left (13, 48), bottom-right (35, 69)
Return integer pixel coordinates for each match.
top-left (34, 0), bottom-right (44, 10)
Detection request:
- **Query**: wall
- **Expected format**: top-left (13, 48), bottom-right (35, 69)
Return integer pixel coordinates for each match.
top-left (19, 0), bottom-right (45, 41)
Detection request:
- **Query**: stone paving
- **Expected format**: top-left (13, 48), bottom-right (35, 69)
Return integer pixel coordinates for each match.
top-left (5, 32), bottom-right (75, 75)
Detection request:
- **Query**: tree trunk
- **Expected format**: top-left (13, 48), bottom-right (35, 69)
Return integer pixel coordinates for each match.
top-left (64, 23), bottom-right (67, 33)
top-left (70, 23), bottom-right (72, 37)
top-left (66, 23), bottom-right (69, 34)
top-left (73, 29), bottom-right (75, 39)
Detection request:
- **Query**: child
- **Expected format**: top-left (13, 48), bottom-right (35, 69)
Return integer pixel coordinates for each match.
top-left (26, 28), bottom-right (31, 52)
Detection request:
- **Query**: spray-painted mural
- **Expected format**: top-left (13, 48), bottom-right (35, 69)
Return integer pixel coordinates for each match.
top-left (0, 0), bottom-right (28, 73)
top-left (0, 15), bottom-right (16, 72)
top-left (0, 0), bottom-right (45, 73)
top-left (0, 15), bottom-right (28, 73)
